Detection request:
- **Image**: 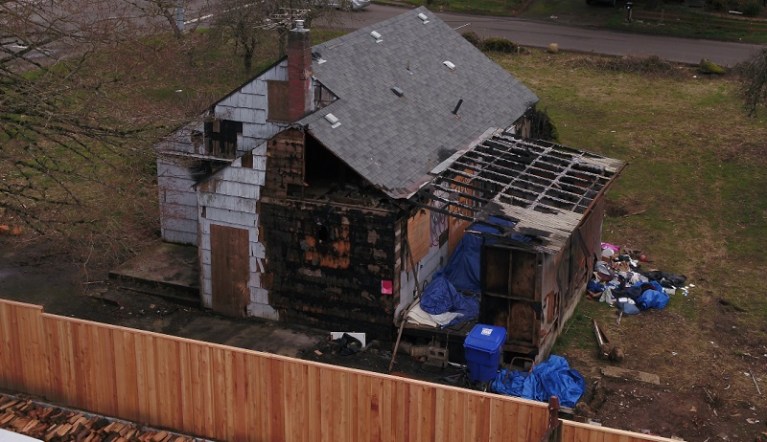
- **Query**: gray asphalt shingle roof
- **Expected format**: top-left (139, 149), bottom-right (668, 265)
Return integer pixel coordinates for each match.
top-left (299, 7), bottom-right (539, 199)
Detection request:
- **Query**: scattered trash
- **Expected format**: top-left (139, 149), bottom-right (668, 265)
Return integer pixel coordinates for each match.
top-left (592, 319), bottom-right (624, 362)
top-left (314, 349), bottom-right (323, 356)
top-left (330, 331), bottom-right (366, 348)
top-left (749, 369), bottom-right (762, 395)
top-left (600, 366), bottom-right (660, 385)
top-left (331, 333), bottom-right (364, 356)
top-left (747, 418), bottom-right (760, 424)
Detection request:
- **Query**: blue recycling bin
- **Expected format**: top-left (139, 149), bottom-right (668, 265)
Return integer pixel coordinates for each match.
top-left (464, 324), bottom-right (507, 383)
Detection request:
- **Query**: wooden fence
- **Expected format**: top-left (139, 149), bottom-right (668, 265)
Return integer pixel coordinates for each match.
top-left (0, 299), bottom-right (674, 441)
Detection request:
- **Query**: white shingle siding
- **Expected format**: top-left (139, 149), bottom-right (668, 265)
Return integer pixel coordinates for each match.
top-left (157, 155), bottom-right (199, 245)
top-left (197, 149), bottom-right (274, 320)
top-left (158, 59), bottom-right (301, 319)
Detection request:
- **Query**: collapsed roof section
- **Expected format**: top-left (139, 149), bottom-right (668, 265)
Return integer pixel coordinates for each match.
top-left (416, 132), bottom-right (626, 254)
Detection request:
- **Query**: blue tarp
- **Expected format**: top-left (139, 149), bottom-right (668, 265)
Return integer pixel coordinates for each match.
top-left (418, 218), bottom-right (517, 327)
top-left (490, 355), bottom-right (585, 408)
top-left (419, 275), bottom-right (479, 325)
top-left (636, 280), bottom-right (669, 310)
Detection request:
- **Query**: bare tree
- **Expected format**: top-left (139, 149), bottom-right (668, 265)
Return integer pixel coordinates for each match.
top-left (121, 0), bottom-right (213, 39)
top-left (211, 0), bottom-right (338, 74)
top-left (740, 48), bottom-right (767, 117)
top-left (0, 0), bottom-right (142, 231)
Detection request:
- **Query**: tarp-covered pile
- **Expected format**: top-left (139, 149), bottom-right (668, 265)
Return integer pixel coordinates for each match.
top-left (411, 218), bottom-right (515, 328)
top-left (490, 355), bottom-right (585, 408)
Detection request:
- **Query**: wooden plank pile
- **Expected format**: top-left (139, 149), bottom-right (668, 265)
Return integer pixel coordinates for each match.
top-left (0, 394), bottom-right (201, 442)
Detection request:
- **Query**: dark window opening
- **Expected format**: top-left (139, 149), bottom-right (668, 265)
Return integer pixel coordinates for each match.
top-left (304, 137), bottom-right (364, 187)
top-left (313, 82), bottom-right (337, 110)
top-left (317, 224), bottom-right (329, 242)
top-left (204, 119), bottom-right (242, 158)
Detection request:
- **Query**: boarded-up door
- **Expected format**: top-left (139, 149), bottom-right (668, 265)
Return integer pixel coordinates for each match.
top-left (211, 224), bottom-right (250, 317)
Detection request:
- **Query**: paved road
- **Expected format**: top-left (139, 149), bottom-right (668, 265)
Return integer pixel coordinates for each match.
top-left (333, 4), bottom-right (764, 66)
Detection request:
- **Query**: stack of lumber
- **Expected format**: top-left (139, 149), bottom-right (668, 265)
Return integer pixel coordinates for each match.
top-left (0, 394), bottom-right (200, 442)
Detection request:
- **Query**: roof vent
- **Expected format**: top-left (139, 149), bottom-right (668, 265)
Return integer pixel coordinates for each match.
top-left (417, 12), bottom-right (429, 24)
top-left (370, 30), bottom-right (383, 43)
top-left (312, 51), bottom-right (326, 64)
top-left (391, 86), bottom-right (404, 97)
top-left (443, 60), bottom-right (456, 70)
top-left (324, 113), bottom-right (341, 129)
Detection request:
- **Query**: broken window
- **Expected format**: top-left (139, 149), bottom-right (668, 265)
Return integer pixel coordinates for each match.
top-left (204, 119), bottom-right (242, 158)
top-left (267, 80), bottom-right (290, 122)
top-left (313, 81), bottom-right (337, 110)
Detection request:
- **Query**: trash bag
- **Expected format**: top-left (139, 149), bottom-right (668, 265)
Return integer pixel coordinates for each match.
top-left (636, 289), bottom-right (669, 310)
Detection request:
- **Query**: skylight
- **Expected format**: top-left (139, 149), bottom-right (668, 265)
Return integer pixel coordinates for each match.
top-left (443, 60), bottom-right (456, 70)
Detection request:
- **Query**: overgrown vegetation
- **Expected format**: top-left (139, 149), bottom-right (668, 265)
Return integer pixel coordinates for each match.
top-left (497, 52), bottom-right (767, 423)
top-left (737, 47), bottom-right (767, 116)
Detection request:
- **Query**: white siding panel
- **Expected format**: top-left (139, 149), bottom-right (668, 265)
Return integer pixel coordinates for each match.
top-left (199, 193), bottom-right (257, 213)
top-left (242, 123), bottom-right (260, 138)
top-left (163, 189), bottom-right (198, 207)
top-left (250, 241), bottom-right (265, 258)
top-left (162, 229), bottom-right (197, 245)
top-left (162, 203), bottom-right (198, 220)
top-left (201, 250), bottom-right (211, 265)
top-left (204, 207), bottom-right (257, 227)
top-left (163, 217), bottom-right (197, 235)
top-left (254, 80), bottom-right (267, 95)
top-left (200, 264), bottom-right (213, 286)
top-left (157, 160), bottom-right (195, 179)
top-left (249, 287), bottom-right (268, 304)
top-left (220, 167), bottom-right (265, 186)
top-left (158, 176), bottom-right (195, 192)
top-left (214, 104), bottom-right (234, 119)
top-left (211, 180), bottom-right (260, 200)
top-left (202, 294), bottom-right (212, 309)
top-left (252, 155), bottom-right (267, 172)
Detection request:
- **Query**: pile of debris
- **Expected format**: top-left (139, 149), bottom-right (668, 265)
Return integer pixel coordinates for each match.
top-left (0, 394), bottom-right (203, 442)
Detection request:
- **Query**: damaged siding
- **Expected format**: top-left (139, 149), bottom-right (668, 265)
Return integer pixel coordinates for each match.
top-left (259, 201), bottom-right (398, 335)
top-left (156, 60), bottom-right (298, 245)
top-left (197, 147), bottom-right (277, 320)
top-left (212, 61), bottom-right (301, 158)
top-left (157, 125), bottom-right (202, 245)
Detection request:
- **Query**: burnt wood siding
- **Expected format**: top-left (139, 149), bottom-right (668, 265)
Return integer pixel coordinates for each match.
top-left (260, 201), bottom-right (397, 336)
top-left (263, 130), bottom-right (305, 198)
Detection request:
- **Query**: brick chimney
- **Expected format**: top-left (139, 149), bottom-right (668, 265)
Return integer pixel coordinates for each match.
top-left (287, 20), bottom-right (312, 122)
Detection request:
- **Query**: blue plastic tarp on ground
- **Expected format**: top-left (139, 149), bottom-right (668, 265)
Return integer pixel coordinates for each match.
top-left (490, 355), bottom-right (585, 408)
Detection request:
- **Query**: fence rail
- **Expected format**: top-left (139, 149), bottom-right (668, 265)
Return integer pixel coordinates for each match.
top-left (0, 299), bottom-right (674, 441)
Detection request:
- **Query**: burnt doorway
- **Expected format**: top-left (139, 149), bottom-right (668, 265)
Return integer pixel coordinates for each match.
top-left (211, 224), bottom-right (250, 317)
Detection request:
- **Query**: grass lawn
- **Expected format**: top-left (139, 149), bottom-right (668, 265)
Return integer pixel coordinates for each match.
top-left (496, 49), bottom-right (767, 308)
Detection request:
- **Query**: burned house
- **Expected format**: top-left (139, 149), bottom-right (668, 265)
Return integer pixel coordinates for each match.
top-left (154, 7), bottom-right (624, 359)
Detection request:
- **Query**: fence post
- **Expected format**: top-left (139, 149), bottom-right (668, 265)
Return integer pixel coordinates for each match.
top-left (539, 396), bottom-right (561, 442)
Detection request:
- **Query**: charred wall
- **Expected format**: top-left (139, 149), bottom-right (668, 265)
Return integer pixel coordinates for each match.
top-left (259, 200), bottom-right (398, 338)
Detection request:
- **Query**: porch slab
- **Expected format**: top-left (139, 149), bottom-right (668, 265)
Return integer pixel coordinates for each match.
top-left (109, 242), bottom-right (199, 304)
